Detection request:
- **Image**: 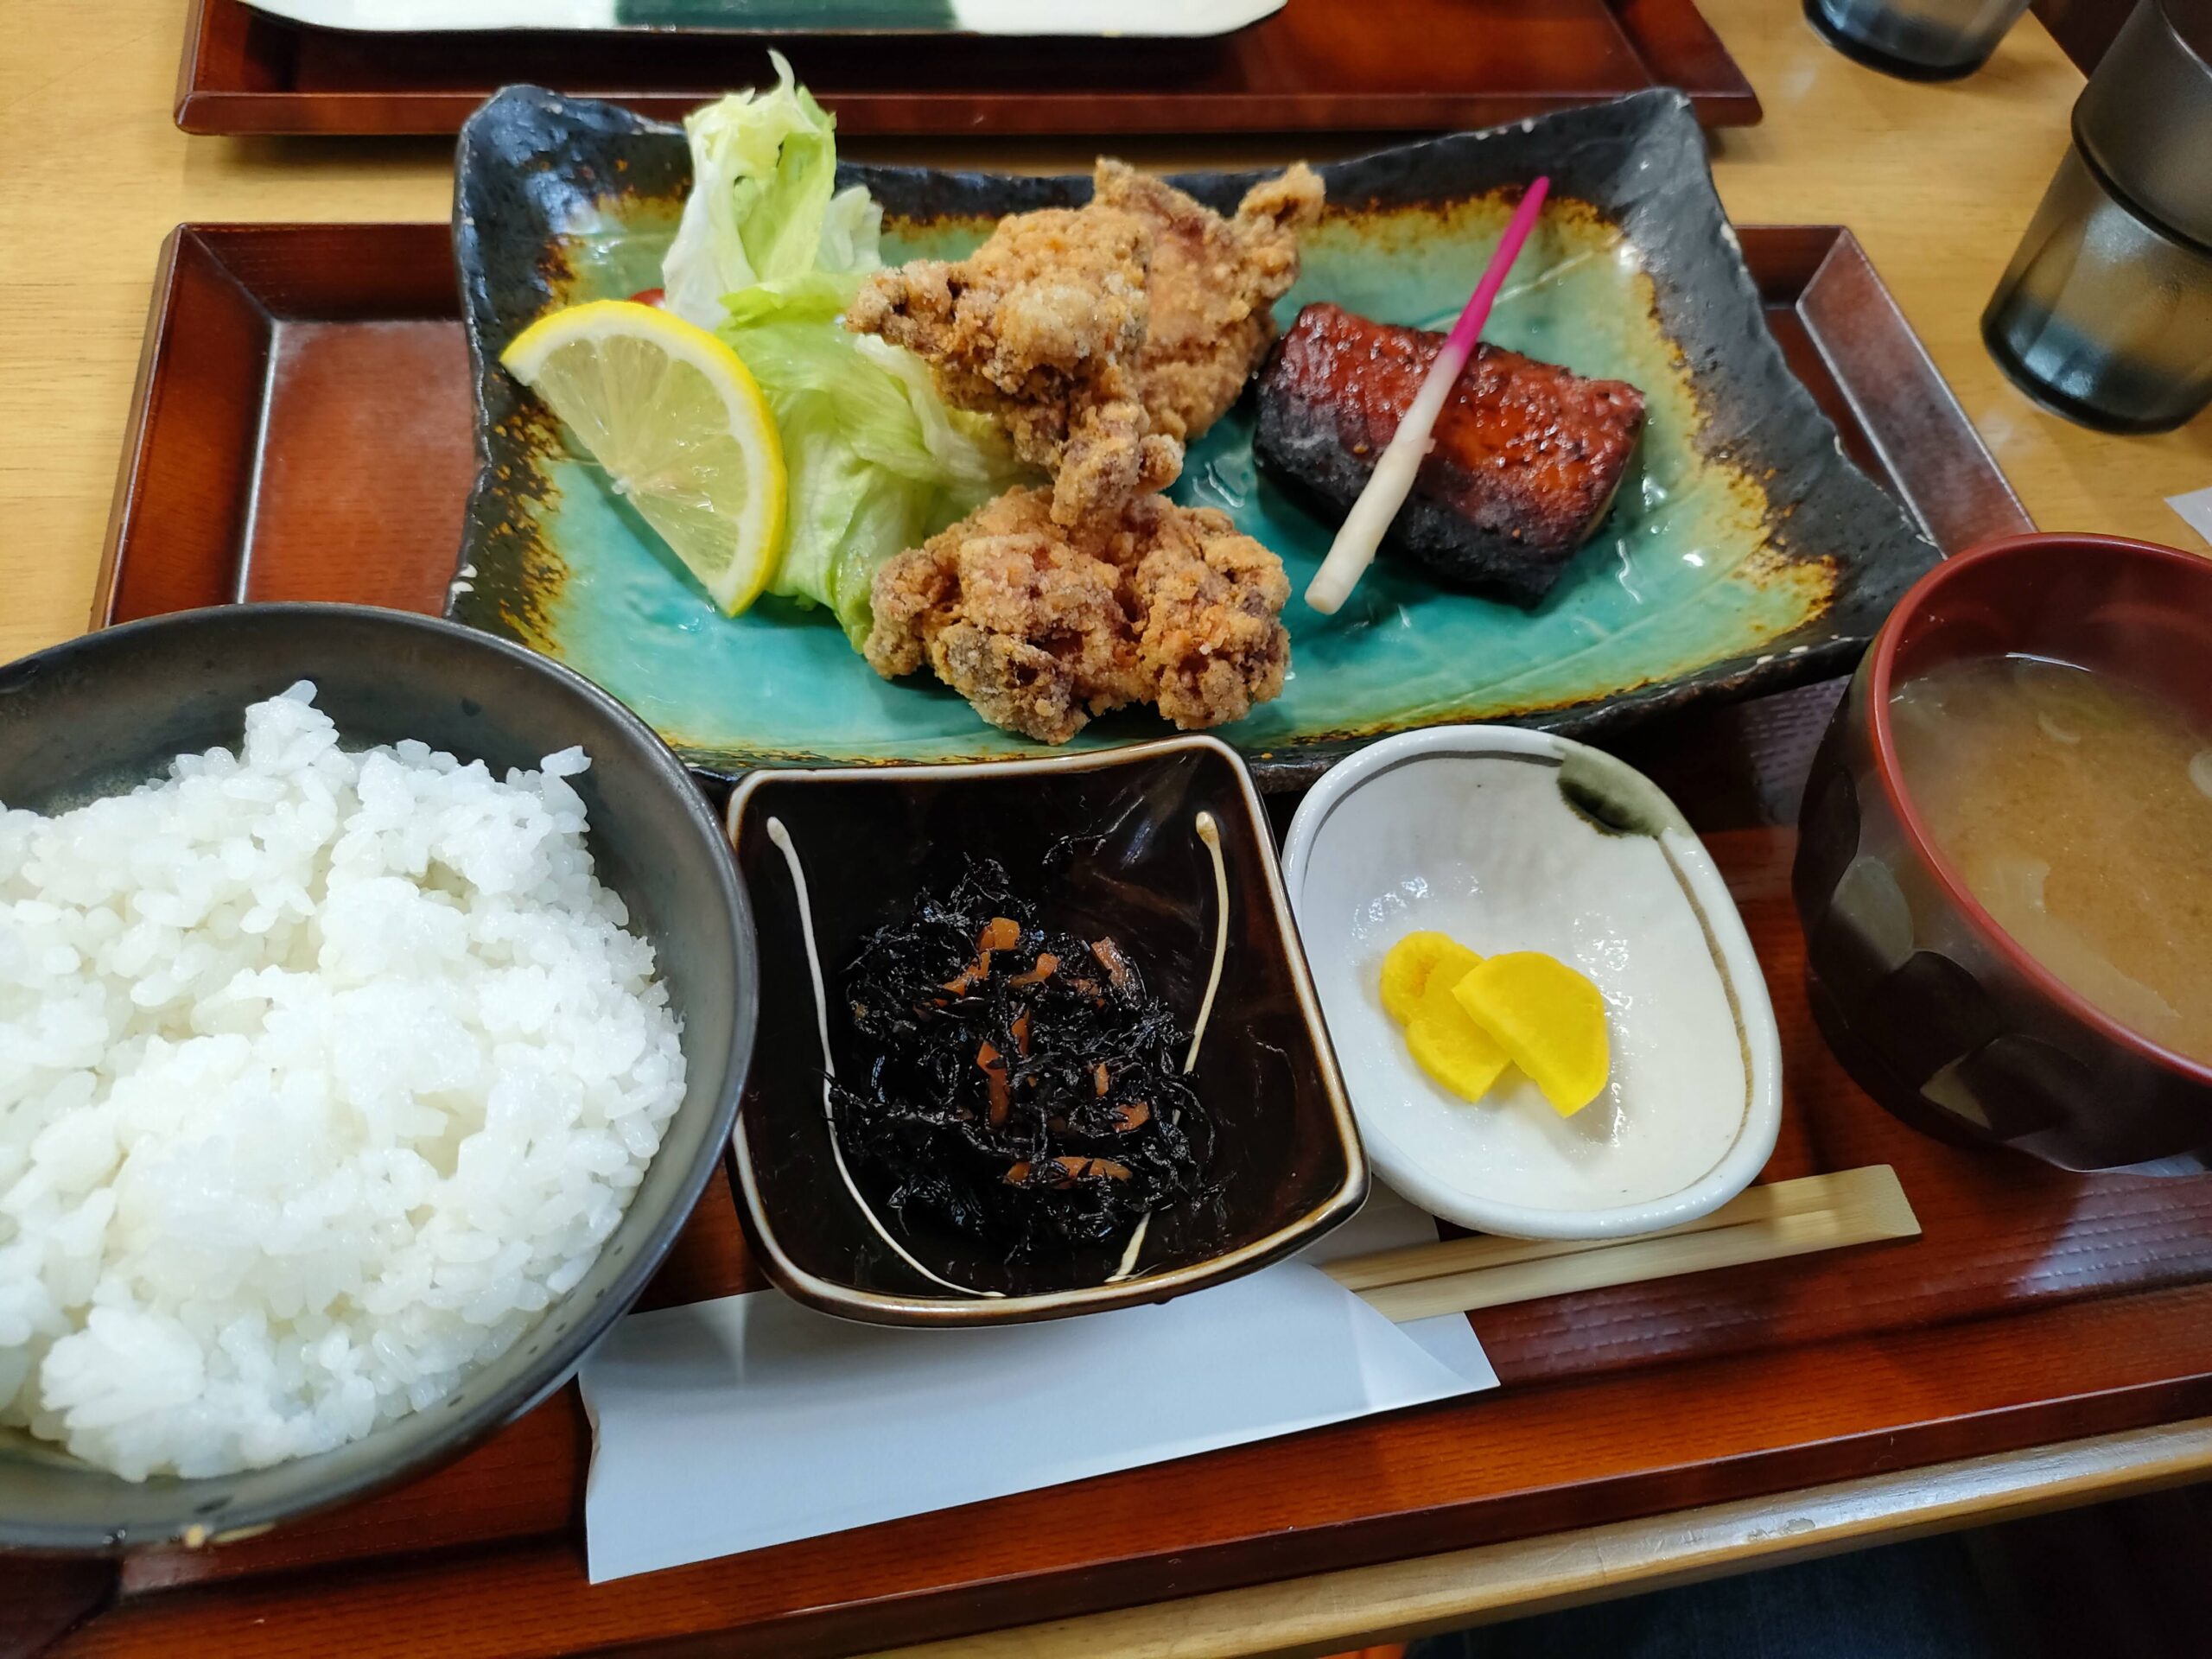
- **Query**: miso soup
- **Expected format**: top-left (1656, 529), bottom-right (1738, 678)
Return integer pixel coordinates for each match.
top-left (1888, 655), bottom-right (2212, 1065)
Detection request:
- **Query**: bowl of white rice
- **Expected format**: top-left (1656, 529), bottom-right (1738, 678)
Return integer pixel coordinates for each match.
top-left (0, 603), bottom-right (754, 1550)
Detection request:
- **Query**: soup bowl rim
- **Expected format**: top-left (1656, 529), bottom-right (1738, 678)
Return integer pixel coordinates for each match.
top-left (1864, 530), bottom-right (2212, 1089)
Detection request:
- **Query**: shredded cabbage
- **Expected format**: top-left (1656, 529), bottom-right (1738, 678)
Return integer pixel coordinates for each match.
top-left (661, 61), bottom-right (1031, 644)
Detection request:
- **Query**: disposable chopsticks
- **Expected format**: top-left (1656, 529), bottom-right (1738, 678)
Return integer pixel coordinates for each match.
top-left (1322, 1166), bottom-right (1919, 1323)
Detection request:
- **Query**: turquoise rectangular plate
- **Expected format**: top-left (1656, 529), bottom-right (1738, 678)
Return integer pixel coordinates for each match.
top-left (451, 88), bottom-right (1939, 788)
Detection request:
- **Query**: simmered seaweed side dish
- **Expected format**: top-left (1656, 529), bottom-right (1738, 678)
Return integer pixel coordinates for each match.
top-left (835, 861), bottom-right (1220, 1265)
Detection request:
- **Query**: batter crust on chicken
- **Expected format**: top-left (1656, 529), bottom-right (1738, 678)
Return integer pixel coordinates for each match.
top-left (846, 161), bottom-right (1324, 527)
top-left (864, 486), bottom-right (1291, 745)
top-left (1093, 160), bottom-right (1325, 444)
top-left (844, 205), bottom-right (1181, 530)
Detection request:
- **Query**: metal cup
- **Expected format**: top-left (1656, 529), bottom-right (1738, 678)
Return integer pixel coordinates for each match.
top-left (1803, 0), bottom-right (2032, 79)
top-left (1983, 0), bottom-right (2212, 433)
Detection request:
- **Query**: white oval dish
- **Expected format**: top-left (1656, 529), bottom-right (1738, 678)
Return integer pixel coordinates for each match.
top-left (1281, 726), bottom-right (1782, 1240)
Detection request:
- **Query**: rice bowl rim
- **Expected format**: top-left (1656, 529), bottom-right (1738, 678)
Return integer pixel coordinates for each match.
top-left (0, 601), bottom-right (757, 1552)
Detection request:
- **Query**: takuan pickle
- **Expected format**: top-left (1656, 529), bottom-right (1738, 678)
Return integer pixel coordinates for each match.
top-left (1378, 931), bottom-right (1611, 1115)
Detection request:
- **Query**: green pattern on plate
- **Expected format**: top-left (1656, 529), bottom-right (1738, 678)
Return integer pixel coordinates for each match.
top-left (451, 91), bottom-right (1937, 784)
top-left (518, 206), bottom-right (1818, 766)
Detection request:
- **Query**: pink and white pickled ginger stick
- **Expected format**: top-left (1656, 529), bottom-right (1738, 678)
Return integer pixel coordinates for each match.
top-left (1304, 176), bottom-right (1552, 615)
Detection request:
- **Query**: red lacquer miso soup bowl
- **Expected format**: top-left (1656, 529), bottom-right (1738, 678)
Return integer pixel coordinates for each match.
top-left (1793, 533), bottom-right (2212, 1172)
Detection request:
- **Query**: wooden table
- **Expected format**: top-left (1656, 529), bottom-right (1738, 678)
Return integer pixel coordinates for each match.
top-left (7, 3), bottom-right (2212, 1656)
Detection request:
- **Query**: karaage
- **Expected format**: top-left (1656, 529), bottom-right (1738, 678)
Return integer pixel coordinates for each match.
top-left (846, 160), bottom-right (1323, 528)
top-left (1093, 160), bottom-right (1325, 444)
top-left (844, 205), bottom-right (1181, 529)
top-left (864, 486), bottom-right (1290, 745)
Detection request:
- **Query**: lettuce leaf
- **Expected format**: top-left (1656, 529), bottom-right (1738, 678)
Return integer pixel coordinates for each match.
top-left (661, 53), bottom-right (883, 330)
top-left (718, 279), bottom-right (1031, 645)
top-left (658, 64), bottom-right (1030, 645)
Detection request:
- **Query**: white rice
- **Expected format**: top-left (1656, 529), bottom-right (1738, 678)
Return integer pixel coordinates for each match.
top-left (0, 683), bottom-right (686, 1481)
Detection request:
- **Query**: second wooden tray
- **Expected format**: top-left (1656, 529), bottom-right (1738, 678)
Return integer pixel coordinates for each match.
top-left (175, 0), bottom-right (1761, 137)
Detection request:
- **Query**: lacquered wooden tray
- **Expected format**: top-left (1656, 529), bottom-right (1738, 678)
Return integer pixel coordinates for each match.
top-left (173, 0), bottom-right (1761, 137)
top-left (54, 223), bottom-right (2212, 1659)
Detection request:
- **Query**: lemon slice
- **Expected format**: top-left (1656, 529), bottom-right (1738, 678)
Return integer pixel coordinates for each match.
top-left (500, 300), bottom-right (787, 616)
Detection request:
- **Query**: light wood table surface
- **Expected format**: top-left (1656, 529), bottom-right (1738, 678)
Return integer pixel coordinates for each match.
top-left (4, 3), bottom-right (2212, 1653)
top-left (3, 0), bottom-right (2209, 676)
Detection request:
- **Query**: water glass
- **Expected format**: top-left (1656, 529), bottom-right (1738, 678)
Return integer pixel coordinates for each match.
top-left (1983, 0), bottom-right (2212, 433)
top-left (1803, 0), bottom-right (2033, 79)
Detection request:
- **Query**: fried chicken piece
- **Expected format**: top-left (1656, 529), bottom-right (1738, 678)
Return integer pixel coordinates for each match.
top-left (845, 207), bottom-right (1182, 529)
top-left (846, 162), bottom-right (1324, 527)
top-left (1129, 518), bottom-right (1292, 733)
top-left (1093, 160), bottom-right (1326, 445)
top-left (865, 499), bottom-right (1147, 746)
top-left (864, 486), bottom-right (1290, 745)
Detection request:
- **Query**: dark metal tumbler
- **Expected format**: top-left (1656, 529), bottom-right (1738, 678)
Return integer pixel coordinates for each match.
top-left (1803, 0), bottom-right (2031, 79)
top-left (1982, 0), bottom-right (2212, 433)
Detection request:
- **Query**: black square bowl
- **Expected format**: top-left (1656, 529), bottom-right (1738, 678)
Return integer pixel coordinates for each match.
top-left (725, 737), bottom-right (1365, 1325)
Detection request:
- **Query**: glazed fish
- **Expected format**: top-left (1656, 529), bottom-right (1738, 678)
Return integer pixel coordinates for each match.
top-left (1253, 302), bottom-right (1646, 606)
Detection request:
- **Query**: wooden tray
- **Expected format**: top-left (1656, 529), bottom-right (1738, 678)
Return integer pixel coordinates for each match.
top-left (64, 224), bottom-right (2212, 1659)
top-left (173, 0), bottom-right (1762, 137)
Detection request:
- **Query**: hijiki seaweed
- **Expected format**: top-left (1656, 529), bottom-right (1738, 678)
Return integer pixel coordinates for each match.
top-left (833, 861), bottom-right (1221, 1264)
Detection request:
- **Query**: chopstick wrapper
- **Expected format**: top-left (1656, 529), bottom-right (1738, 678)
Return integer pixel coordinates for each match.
top-left (577, 1184), bottom-right (1494, 1583)
top-left (2169, 484), bottom-right (2212, 549)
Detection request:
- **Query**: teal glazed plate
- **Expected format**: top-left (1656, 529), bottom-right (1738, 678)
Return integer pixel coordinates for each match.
top-left (450, 87), bottom-right (1938, 788)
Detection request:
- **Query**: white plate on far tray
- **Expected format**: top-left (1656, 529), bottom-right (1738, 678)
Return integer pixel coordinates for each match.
top-left (239, 0), bottom-right (1284, 35)
top-left (1281, 727), bottom-right (1783, 1241)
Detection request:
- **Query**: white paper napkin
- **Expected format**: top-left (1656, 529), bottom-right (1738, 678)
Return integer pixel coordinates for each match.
top-left (2167, 485), bottom-right (2212, 549)
top-left (578, 1185), bottom-right (1493, 1583)
top-left (1293, 1179), bottom-right (1497, 1381)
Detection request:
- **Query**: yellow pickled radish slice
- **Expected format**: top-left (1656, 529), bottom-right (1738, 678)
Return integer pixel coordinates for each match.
top-left (1404, 964), bottom-right (1510, 1103)
top-left (1379, 931), bottom-right (1480, 1024)
top-left (1452, 950), bottom-right (1610, 1116)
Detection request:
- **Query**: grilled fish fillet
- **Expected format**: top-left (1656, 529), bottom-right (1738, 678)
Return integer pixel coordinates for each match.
top-left (1254, 302), bottom-right (1646, 606)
